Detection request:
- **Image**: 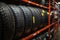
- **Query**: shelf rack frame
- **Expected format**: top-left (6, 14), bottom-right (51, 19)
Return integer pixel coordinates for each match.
top-left (20, 0), bottom-right (58, 40)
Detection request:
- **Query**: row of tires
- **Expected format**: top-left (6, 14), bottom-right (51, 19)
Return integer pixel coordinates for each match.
top-left (0, 2), bottom-right (54, 40)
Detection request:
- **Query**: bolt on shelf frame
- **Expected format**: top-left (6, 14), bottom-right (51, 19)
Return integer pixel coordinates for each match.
top-left (20, 0), bottom-right (58, 40)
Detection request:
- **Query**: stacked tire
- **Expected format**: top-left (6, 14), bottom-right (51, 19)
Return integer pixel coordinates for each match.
top-left (0, 2), bottom-right (15, 40)
top-left (0, 2), bottom-right (54, 40)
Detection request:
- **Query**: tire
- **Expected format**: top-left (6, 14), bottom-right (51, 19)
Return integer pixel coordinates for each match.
top-left (44, 10), bottom-right (48, 24)
top-left (32, 8), bottom-right (43, 30)
top-left (33, 8), bottom-right (42, 25)
top-left (35, 8), bottom-right (43, 28)
top-left (27, 7), bottom-right (41, 31)
top-left (19, 6), bottom-right (32, 34)
top-left (41, 9), bottom-right (48, 25)
top-left (0, 2), bottom-right (15, 40)
top-left (8, 5), bottom-right (25, 40)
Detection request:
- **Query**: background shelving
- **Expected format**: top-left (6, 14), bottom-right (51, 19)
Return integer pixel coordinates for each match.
top-left (19, 0), bottom-right (58, 40)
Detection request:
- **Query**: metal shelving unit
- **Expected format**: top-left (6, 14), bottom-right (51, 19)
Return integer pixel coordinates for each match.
top-left (19, 0), bottom-right (59, 40)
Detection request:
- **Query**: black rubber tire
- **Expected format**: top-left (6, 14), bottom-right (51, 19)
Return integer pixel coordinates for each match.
top-left (44, 10), bottom-right (48, 24)
top-left (41, 9), bottom-right (48, 25)
top-left (35, 8), bottom-right (48, 27)
top-left (35, 8), bottom-right (43, 28)
top-left (0, 2), bottom-right (15, 40)
top-left (37, 9), bottom-right (43, 23)
top-left (8, 5), bottom-right (25, 40)
top-left (27, 7), bottom-right (41, 31)
top-left (19, 6), bottom-right (32, 34)
top-left (32, 8), bottom-right (43, 30)
top-left (33, 8), bottom-right (42, 25)
top-left (37, 9), bottom-right (48, 27)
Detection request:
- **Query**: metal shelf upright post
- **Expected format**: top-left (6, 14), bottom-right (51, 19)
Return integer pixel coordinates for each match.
top-left (48, 0), bottom-right (50, 40)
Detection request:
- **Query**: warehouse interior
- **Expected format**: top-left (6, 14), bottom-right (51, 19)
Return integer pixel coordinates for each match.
top-left (0, 0), bottom-right (60, 40)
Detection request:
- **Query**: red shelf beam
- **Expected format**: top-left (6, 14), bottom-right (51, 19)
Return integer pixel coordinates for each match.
top-left (21, 22), bottom-right (57, 40)
top-left (22, 0), bottom-right (48, 9)
top-left (51, 6), bottom-right (56, 9)
top-left (53, 0), bottom-right (58, 4)
top-left (22, 0), bottom-right (57, 10)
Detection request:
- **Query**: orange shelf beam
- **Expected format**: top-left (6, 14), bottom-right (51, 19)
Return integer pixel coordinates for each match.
top-left (53, 0), bottom-right (58, 4)
top-left (22, 0), bottom-right (48, 9)
top-left (51, 6), bottom-right (56, 9)
top-left (21, 22), bottom-right (57, 40)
